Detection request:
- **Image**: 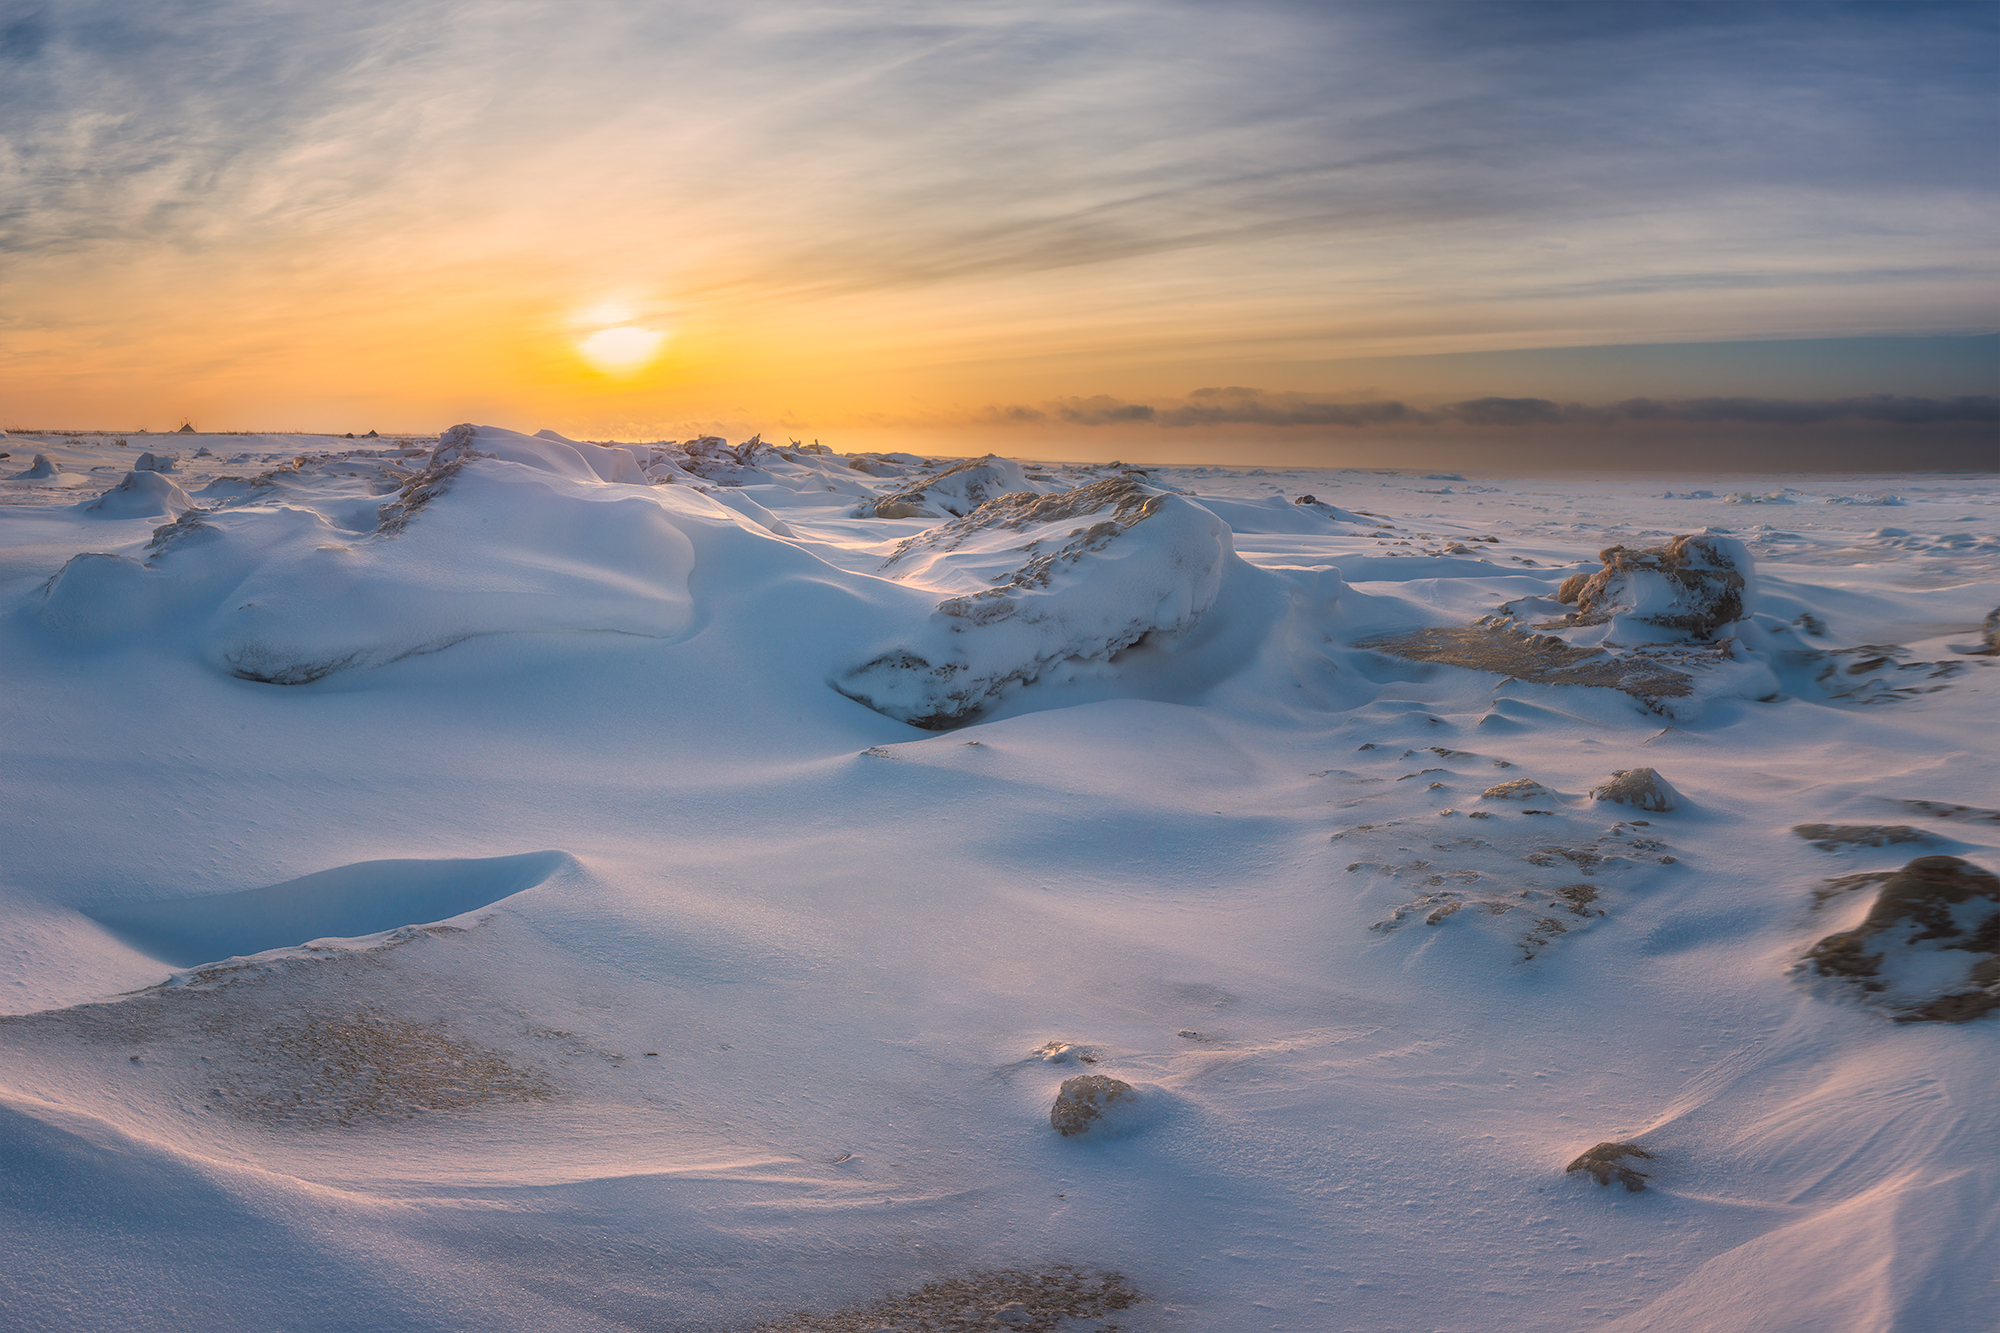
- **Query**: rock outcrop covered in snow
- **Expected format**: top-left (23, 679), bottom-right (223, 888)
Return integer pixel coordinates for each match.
top-left (838, 478), bottom-right (1235, 728)
top-left (1804, 855), bottom-right (2000, 1023)
top-left (859, 454), bottom-right (1041, 520)
top-left (1358, 533), bottom-right (1775, 719)
top-left (1569, 533), bottom-right (1753, 640)
top-left (1590, 767), bottom-right (1680, 811)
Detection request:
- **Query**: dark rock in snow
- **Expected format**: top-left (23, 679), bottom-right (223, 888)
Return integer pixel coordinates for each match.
top-left (1590, 768), bottom-right (1680, 812)
top-left (1051, 1074), bottom-right (1134, 1137)
top-left (1566, 1142), bottom-right (1655, 1192)
top-left (1897, 800), bottom-right (2000, 825)
top-left (1792, 824), bottom-right (1930, 851)
top-left (1805, 855), bottom-right (2000, 1023)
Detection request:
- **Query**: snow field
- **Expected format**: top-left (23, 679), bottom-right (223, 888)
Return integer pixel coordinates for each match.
top-left (0, 427), bottom-right (1995, 1331)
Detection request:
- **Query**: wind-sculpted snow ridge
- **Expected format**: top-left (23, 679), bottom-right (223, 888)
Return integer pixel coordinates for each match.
top-left (36, 425), bottom-right (703, 681)
top-left (856, 453), bottom-right (1054, 519)
top-left (78, 469), bottom-right (195, 519)
top-left (838, 478), bottom-right (1237, 728)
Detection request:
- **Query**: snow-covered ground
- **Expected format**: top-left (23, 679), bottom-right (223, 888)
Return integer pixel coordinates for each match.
top-left (1, 426), bottom-right (1995, 1332)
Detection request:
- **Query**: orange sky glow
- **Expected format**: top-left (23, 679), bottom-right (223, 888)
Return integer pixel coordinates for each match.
top-left (3, 4), bottom-right (1994, 466)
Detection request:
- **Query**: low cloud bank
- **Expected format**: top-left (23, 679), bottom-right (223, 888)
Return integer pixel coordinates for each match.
top-left (985, 390), bottom-right (1999, 430)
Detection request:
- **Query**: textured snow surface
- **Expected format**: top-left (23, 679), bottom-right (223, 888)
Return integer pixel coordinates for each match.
top-left (1, 429), bottom-right (1997, 1331)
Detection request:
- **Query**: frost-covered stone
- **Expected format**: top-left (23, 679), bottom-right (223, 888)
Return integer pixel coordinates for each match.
top-left (1792, 824), bottom-right (1930, 851)
top-left (1481, 778), bottom-right (1553, 801)
top-left (839, 479), bottom-right (1235, 728)
top-left (1050, 1074), bottom-right (1135, 1137)
top-left (1572, 533), bottom-right (1754, 640)
top-left (79, 469), bottom-right (195, 518)
top-left (1590, 768), bottom-right (1680, 812)
top-left (1804, 855), bottom-right (2000, 1023)
top-left (1566, 1142), bottom-right (1654, 1192)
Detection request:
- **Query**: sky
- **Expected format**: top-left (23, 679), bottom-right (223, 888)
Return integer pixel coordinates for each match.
top-left (2, 0), bottom-right (1996, 467)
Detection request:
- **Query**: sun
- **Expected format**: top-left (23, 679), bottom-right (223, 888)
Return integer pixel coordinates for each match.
top-left (577, 325), bottom-right (667, 376)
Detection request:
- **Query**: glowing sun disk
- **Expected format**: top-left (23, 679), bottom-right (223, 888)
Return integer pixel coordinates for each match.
top-left (579, 325), bottom-right (666, 374)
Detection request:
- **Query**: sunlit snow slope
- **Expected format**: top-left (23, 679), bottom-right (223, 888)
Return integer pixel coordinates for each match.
top-left (1, 424), bottom-right (1996, 1332)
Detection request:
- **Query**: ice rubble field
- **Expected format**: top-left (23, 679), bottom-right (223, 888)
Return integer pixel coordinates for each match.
top-left (1, 426), bottom-right (1996, 1332)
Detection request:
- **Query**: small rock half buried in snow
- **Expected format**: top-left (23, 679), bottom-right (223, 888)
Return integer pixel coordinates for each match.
top-left (1051, 1074), bottom-right (1134, 1137)
top-left (1792, 824), bottom-right (1930, 851)
top-left (1566, 1142), bottom-right (1655, 1192)
top-left (1481, 778), bottom-right (1554, 801)
top-left (1590, 768), bottom-right (1680, 812)
top-left (1804, 855), bottom-right (2000, 1023)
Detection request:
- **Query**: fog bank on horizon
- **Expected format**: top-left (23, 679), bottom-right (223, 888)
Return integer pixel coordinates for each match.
top-left (3, 1), bottom-right (1995, 465)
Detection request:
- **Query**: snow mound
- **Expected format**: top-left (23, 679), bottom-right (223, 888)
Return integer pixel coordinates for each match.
top-left (78, 469), bottom-right (194, 518)
top-left (132, 451), bottom-right (179, 473)
top-left (40, 425), bottom-right (703, 681)
top-left (838, 478), bottom-right (1236, 727)
top-left (1803, 855), bottom-right (2000, 1022)
top-left (9, 453), bottom-right (57, 479)
top-left (1572, 534), bottom-right (1754, 641)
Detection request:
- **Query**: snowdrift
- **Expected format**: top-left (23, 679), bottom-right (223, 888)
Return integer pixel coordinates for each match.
top-left (2, 429), bottom-right (1996, 1333)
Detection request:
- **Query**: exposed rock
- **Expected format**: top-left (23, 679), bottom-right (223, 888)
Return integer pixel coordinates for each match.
top-left (1898, 800), bottom-right (2000, 824)
top-left (1792, 824), bottom-right (1930, 851)
top-left (79, 469), bottom-right (195, 518)
top-left (1566, 1142), bottom-right (1655, 1192)
top-left (1569, 533), bottom-right (1753, 640)
top-left (9, 453), bottom-right (57, 479)
top-left (1811, 871), bottom-right (1895, 909)
top-left (376, 424), bottom-right (484, 533)
top-left (1050, 1074), bottom-right (1135, 1137)
top-left (1984, 607), bottom-right (2000, 654)
top-left (1482, 778), bottom-right (1554, 801)
top-left (1590, 768), bottom-right (1681, 812)
top-left (1804, 855), bottom-right (2000, 1023)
